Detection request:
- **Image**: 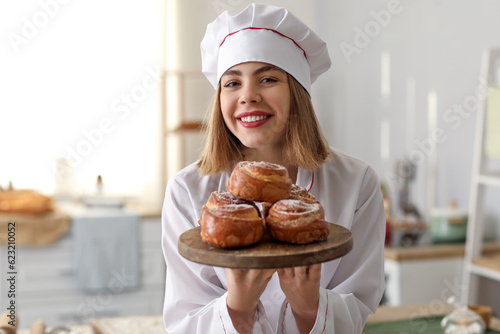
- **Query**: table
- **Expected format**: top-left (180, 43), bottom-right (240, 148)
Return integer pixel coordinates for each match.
top-left (364, 302), bottom-right (500, 333)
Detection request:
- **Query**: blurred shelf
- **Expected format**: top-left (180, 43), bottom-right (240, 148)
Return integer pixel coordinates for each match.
top-left (385, 241), bottom-right (500, 262)
top-left (462, 47), bottom-right (500, 305)
top-left (471, 253), bottom-right (500, 280)
top-left (477, 173), bottom-right (500, 187)
top-left (168, 120), bottom-right (203, 134)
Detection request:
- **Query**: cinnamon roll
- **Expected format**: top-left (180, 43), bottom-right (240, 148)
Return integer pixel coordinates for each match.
top-left (266, 199), bottom-right (329, 244)
top-left (289, 184), bottom-right (318, 204)
top-left (227, 161), bottom-right (292, 203)
top-left (199, 203), bottom-right (263, 248)
top-left (205, 191), bottom-right (257, 209)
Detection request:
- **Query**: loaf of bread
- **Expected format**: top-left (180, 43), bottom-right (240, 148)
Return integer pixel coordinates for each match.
top-left (0, 190), bottom-right (53, 215)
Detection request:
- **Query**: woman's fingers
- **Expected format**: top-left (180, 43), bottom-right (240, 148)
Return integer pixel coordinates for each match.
top-left (278, 264), bottom-right (321, 280)
top-left (308, 263), bottom-right (322, 280)
top-left (277, 264), bottom-right (321, 316)
top-left (227, 268), bottom-right (276, 288)
top-left (278, 267), bottom-right (295, 278)
top-left (295, 266), bottom-right (308, 280)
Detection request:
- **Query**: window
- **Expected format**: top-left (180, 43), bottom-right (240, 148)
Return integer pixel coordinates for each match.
top-left (1, 0), bottom-right (160, 201)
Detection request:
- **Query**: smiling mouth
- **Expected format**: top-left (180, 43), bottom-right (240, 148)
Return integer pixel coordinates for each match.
top-left (238, 115), bottom-right (271, 123)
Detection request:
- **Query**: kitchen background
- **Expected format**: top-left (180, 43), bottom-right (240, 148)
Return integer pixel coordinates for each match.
top-left (1, 0), bottom-right (499, 331)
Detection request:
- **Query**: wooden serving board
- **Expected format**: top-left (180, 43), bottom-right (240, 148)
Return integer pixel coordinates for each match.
top-left (178, 223), bottom-right (353, 269)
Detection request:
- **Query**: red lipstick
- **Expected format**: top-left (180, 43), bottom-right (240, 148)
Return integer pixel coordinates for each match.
top-left (236, 111), bottom-right (272, 128)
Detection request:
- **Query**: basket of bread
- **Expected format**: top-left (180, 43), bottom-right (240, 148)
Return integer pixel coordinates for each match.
top-left (0, 189), bottom-right (70, 246)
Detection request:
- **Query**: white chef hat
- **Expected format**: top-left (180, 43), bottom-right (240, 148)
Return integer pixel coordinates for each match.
top-left (200, 3), bottom-right (331, 94)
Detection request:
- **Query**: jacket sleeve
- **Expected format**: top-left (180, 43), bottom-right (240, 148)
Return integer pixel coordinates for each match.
top-left (161, 175), bottom-right (274, 333)
top-left (278, 166), bottom-right (386, 334)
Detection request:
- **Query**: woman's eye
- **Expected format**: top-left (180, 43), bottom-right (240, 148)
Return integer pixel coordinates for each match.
top-left (261, 77), bottom-right (277, 83)
top-left (223, 81), bottom-right (239, 88)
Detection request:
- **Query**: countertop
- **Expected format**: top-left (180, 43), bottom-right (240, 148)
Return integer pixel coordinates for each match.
top-left (52, 200), bottom-right (162, 219)
top-left (385, 241), bottom-right (500, 261)
top-left (18, 304), bottom-right (498, 333)
top-left (365, 302), bottom-right (500, 332)
top-left (17, 325), bottom-right (93, 334)
top-left (17, 316), bottom-right (166, 334)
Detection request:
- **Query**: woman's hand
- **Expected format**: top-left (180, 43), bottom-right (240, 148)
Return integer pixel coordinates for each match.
top-left (226, 268), bottom-right (276, 334)
top-left (278, 264), bottom-right (322, 334)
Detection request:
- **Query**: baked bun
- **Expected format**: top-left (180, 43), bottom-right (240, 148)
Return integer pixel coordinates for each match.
top-left (266, 199), bottom-right (329, 244)
top-left (261, 201), bottom-right (273, 219)
top-left (199, 204), bottom-right (263, 248)
top-left (227, 161), bottom-right (292, 203)
top-left (205, 191), bottom-right (256, 208)
top-left (261, 185), bottom-right (316, 218)
top-left (289, 184), bottom-right (318, 204)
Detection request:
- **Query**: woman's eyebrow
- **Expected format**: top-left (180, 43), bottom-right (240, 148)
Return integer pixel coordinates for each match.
top-left (254, 65), bottom-right (282, 75)
top-left (222, 69), bottom-right (241, 77)
top-left (222, 65), bottom-right (283, 77)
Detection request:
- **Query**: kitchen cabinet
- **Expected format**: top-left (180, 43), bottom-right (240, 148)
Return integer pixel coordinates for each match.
top-left (384, 257), bottom-right (463, 306)
top-left (383, 242), bottom-right (500, 306)
top-left (1, 216), bottom-right (165, 329)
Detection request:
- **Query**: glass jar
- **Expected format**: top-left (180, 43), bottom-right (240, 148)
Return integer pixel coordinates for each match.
top-left (441, 305), bottom-right (486, 334)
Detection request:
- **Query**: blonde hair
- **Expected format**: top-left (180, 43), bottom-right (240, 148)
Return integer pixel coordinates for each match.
top-left (197, 74), bottom-right (330, 175)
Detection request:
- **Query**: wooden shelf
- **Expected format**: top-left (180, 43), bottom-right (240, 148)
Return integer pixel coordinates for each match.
top-left (470, 253), bottom-right (500, 280)
top-left (169, 121), bottom-right (204, 133)
top-left (469, 263), bottom-right (500, 281)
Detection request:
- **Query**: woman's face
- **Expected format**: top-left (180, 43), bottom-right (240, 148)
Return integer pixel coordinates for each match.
top-left (219, 62), bottom-right (290, 152)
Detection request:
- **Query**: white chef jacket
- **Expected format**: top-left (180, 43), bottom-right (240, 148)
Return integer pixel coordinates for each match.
top-left (161, 147), bottom-right (386, 334)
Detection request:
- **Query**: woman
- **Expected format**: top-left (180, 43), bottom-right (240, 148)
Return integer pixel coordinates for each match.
top-left (162, 3), bottom-right (386, 333)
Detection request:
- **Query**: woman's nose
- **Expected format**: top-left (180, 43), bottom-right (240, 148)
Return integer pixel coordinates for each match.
top-left (239, 84), bottom-right (261, 104)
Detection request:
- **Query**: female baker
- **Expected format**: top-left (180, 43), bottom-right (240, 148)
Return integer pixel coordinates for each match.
top-left (161, 3), bottom-right (386, 334)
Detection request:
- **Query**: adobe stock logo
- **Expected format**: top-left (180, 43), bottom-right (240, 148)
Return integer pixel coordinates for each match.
top-left (7, 0), bottom-right (72, 54)
top-left (212, 0), bottom-right (243, 14)
top-left (339, 0), bottom-right (405, 64)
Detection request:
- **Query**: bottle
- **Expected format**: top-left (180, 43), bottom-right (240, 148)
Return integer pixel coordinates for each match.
top-left (95, 175), bottom-right (104, 195)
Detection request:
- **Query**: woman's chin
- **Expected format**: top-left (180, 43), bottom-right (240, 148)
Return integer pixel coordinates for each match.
top-left (239, 139), bottom-right (285, 153)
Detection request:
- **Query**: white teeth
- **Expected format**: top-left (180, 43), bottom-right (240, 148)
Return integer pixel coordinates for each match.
top-left (240, 115), bottom-right (268, 122)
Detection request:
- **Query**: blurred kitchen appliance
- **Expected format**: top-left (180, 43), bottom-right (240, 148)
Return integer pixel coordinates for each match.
top-left (395, 159), bottom-right (421, 219)
top-left (388, 158), bottom-right (430, 247)
top-left (429, 201), bottom-right (468, 243)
